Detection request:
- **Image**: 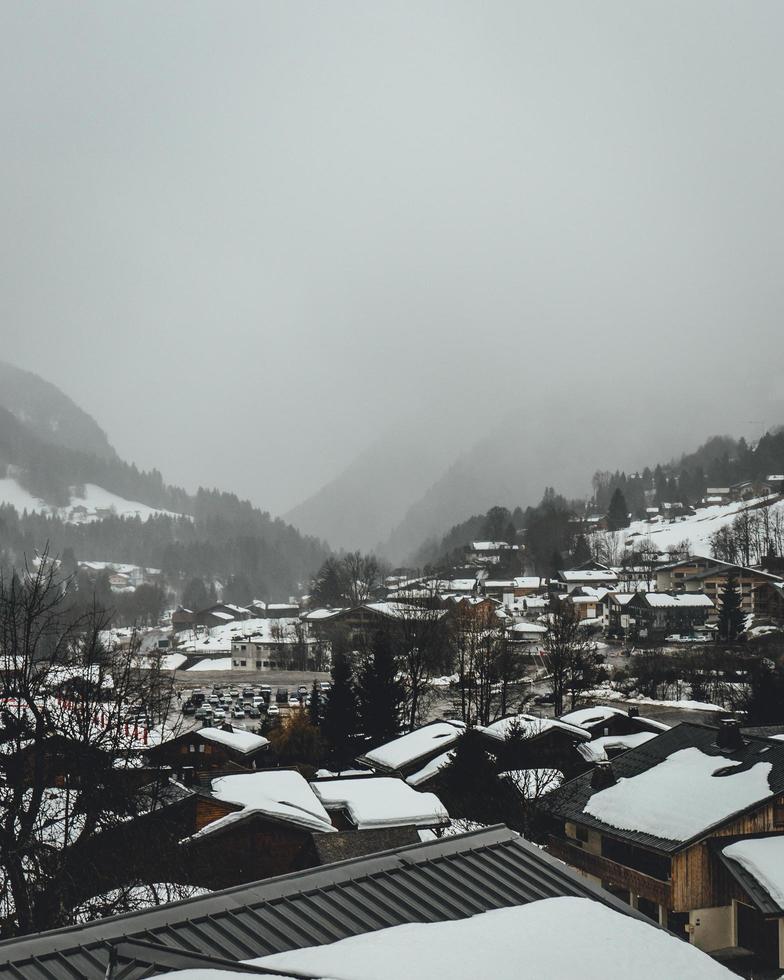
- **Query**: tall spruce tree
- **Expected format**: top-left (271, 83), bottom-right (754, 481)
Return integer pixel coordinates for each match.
top-left (308, 679), bottom-right (322, 727)
top-left (717, 574), bottom-right (745, 641)
top-left (572, 535), bottom-right (591, 566)
top-left (356, 630), bottom-right (405, 746)
top-left (607, 487), bottom-right (630, 531)
top-left (321, 652), bottom-right (359, 764)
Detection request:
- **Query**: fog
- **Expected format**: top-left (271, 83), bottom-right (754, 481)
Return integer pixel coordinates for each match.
top-left (1, 2), bottom-right (783, 548)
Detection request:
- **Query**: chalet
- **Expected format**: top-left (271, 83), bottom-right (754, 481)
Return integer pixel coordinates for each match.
top-left (171, 606), bottom-right (195, 632)
top-left (511, 575), bottom-right (548, 596)
top-left (753, 580), bottom-right (784, 623)
top-left (558, 705), bottom-right (669, 741)
top-left (0, 827), bottom-right (724, 980)
top-left (465, 541), bottom-right (519, 567)
top-left (557, 562), bottom-right (618, 593)
top-left (357, 720), bottom-right (465, 779)
top-left (763, 474), bottom-right (784, 495)
top-left (145, 724), bottom-right (269, 773)
top-left (328, 601), bottom-right (449, 648)
top-left (193, 603), bottom-right (253, 629)
top-left (624, 591), bottom-right (714, 640)
top-left (547, 720), bottom-right (784, 971)
top-left (478, 713), bottom-right (592, 778)
top-left (682, 564), bottom-right (784, 617)
top-left (603, 592), bottom-right (636, 638)
top-left (703, 488), bottom-right (732, 506)
top-left (310, 774), bottom-right (451, 832)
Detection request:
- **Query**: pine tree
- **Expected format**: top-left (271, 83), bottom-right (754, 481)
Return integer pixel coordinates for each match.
top-left (607, 488), bottom-right (629, 531)
top-left (356, 631), bottom-right (405, 747)
top-left (321, 652), bottom-right (359, 764)
top-left (717, 574), bottom-right (745, 641)
top-left (572, 535), bottom-right (591, 566)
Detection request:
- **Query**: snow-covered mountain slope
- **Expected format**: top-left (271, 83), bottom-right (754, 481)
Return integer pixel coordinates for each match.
top-left (607, 495), bottom-right (784, 557)
top-left (0, 476), bottom-right (184, 524)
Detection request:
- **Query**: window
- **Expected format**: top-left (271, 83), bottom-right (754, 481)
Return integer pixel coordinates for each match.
top-left (240, 660), bottom-right (247, 667)
top-left (198, 744), bottom-right (205, 753)
top-left (256, 661), bottom-right (262, 669)
top-left (575, 825), bottom-right (589, 843)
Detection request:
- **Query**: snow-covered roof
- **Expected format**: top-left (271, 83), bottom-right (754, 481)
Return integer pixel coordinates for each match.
top-left (481, 713), bottom-right (591, 742)
top-left (311, 777), bottom-right (450, 829)
top-left (559, 569), bottom-right (618, 582)
top-left (362, 721), bottom-right (465, 772)
top-left (577, 732), bottom-right (659, 763)
top-left (722, 837), bottom-right (784, 909)
top-left (512, 577), bottom-right (546, 589)
top-left (196, 771), bottom-right (335, 836)
top-left (585, 747), bottom-right (773, 842)
top-left (246, 896), bottom-right (733, 980)
top-left (361, 602), bottom-right (447, 622)
top-left (208, 610), bottom-right (234, 621)
top-left (642, 592), bottom-right (714, 608)
top-left (197, 727), bottom-right (269, 755)
top-left (406, 750), bottom-right (455, 787)
top-left (559, 705), bottom-right (627, 728)
top-left (470, 541), bottom-right (511, 551)
top-left (507, 621), bottom-right (547, 635)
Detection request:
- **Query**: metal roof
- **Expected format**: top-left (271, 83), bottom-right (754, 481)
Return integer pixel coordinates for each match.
top-left (548, 722), bottom-right (784, 854)
top-left (713, 835), bottom-right (784, 917)
top-left (0, 826), bottom-right (643, 979)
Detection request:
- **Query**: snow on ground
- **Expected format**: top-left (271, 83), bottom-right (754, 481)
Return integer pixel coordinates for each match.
top-left (186, 657), bottom-right (232, 671)
top-left (198, 727), bottom-right (269, 755)
top-left (311, 777), bottom-right (449, 829)
top-left (607, 494), bottom-right (784, 557)
top-left (585, 747), bottom-right (773, 842)
top-left (240, 896), bottom-right (732, 980)
top-left (722, 836), bottom-right (784, 908)
top-left (195, 772), bottom-right (335, 836)
top-left (362, 721), bottom-right (465, 771)
top-left (577, 732), bottom-right (659, 763)
top-left (0, 475), bottom-right (185, 524)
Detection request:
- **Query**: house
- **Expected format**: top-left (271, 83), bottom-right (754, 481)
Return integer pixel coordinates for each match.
top-left (682, 564), bottom-right (784, 617)
top-left (465, 541), bottom-right (518, 565)
top-left (230, 617), bottom-right (320, 671)
top-left (547, 720), bottom-right (784, 971)
top-left (193, 603), bottom-right (253, 629)
top-left (556, 562), bottom-right (619, 592)
top-left (356, 719), bottom-right (466, 780)
top-left (624, 591), bottom-right (714, 639)
top-left (478, 713), bottom-right (592, 777)
top-left (753, 580), bottom-right (784, 623)
top-left (603, 592), bottom-right (636, 637)
top-left (171, 606), bottom-right (195, 632)
top-left (145, 724), bottom-right (269, 773)
top-left (0, 827), bottom-right (731, 980)
top-left (310, 774), bottom-right (451, 832)
top-left (558, 705), bottom-right (669, 741)
top-left (655, 556), bottom-right (726, 593)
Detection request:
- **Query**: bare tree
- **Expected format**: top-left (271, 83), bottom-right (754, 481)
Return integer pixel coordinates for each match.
top-left (542, 602), bottom-right (601, 715)
top-left (0, 555), bottom-right (183, 937)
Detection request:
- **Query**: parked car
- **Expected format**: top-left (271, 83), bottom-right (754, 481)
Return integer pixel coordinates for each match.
top-left (246, 706), bottom-right (260, 719)
top-left (195, 705), bottom-right (212, 720)
top-left (533, 692), bottom-right (555, 705)
top-left (232, 706), bottom-right (245, 719)
top-left (212, 708), bottom-right (226, 721)
top-left (297, 685), bottom-right (309, 697)
top-left (288, 696), bottom-right (301, 709)
top-left (267, 703), bottom-right (279, 717)
top-left (242, 688), bottom-right (255, 698)
top-left (318, 682), bottom-right (331, 692)
top-left (182, 701), bottom-right (196, 716)
top-left (276, 687), bottom-right (288, 704)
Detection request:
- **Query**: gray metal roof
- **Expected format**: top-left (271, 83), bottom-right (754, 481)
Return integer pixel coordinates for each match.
top-left (548, 722), bottom-right (784, 853)
top-left (0, 826), bottom-right (643, 979)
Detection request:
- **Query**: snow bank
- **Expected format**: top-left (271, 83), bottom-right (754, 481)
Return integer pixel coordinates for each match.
top-left (585, 747), bottom-right (772, 841)
top-left (311, 777), bottom-right (449, 829)
top-left (186, 657), bottom-right (232, 671)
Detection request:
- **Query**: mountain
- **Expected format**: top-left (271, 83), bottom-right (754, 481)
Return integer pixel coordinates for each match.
top-left (0, 364), bottom-right (329, 599)
top-left (283, 427), bottom-right (463, 554)
top-left (0, 360), bottom-right (116, 460)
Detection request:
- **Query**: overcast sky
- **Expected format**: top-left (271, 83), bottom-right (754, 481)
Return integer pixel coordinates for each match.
top-left (1, 2), bottom-right (783, 517)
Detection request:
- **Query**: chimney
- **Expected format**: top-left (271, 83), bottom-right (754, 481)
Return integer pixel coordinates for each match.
top-left (221, 721), bottom-right (234, 733)
top-left (591, 760), bottom-right (617, 790)
top-left (717, 718), bottom-right (743, 752)
top-left (627, 707), bottom-right (640, 718)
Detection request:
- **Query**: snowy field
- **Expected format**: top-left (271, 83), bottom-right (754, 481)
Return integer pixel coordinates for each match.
top-left (0, 474), bottom-right (185, 523)
top-left (605, 494), bottom-right (784, 557)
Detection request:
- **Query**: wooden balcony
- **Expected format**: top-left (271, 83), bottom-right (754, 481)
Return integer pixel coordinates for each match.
top-left (547, 836), bottom-right (672, 907)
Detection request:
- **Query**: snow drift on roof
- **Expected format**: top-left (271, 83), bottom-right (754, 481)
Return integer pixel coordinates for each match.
top-left (722, 837), bottom-right (784, 909)
top-left (363, 721), bottom-right (465, 771)
top-left (406, 750), bottom-right (455, 787)
top-left (198, 727), bottom-right (269, 755)
top-left (482, 713), bottom-right (590, 742)
top-left (311, 777), bottom-right (449, 829)
top-left (249, 896), bottom-right (733, 980)
top-left (577, 732), bottom-right (659, 764)
top-left (585, 747), bottom-right (773, 842)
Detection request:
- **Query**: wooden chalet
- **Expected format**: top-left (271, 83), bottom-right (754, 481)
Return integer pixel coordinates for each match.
top-left (547, 720), bottom-right (784, 971)
top-left (145, 724), bottom-right (269, 773)
top-left (478, 713), bottom-right (592, 778)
